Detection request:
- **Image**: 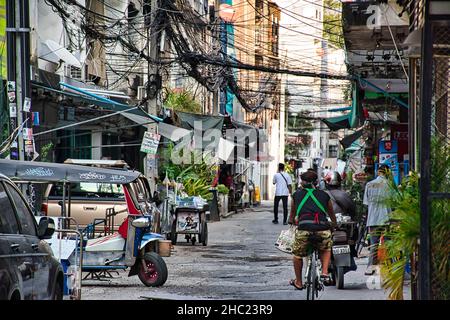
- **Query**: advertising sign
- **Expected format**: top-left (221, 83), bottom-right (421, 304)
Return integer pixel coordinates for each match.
top-left (140, 131), bottom-right (161, 154)
top-left (176, 211), bottom-right (199, 233)
top-left (378, 140), bottom-right (399, 184)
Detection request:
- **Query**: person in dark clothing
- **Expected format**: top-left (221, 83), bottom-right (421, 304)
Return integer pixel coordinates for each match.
top-left (288, 170), bottom-right (337, 290)
top-left (324, 171), bottom-right (356, 218)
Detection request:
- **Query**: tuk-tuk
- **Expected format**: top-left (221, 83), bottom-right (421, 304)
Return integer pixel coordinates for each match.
top-left (0, 159), bottom-right (169, 294)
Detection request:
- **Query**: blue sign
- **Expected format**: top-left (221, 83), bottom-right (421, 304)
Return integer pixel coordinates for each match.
top-left (378, 140), bottom-right (400, 185)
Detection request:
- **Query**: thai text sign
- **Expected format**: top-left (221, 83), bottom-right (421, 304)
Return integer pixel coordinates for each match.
top-left (140, 131), bottom-right (161, 154)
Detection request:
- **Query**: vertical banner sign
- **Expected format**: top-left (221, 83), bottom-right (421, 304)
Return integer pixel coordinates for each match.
top-left (140, 131), bottom-right (161, 155)
top-left (378, 140), bottom-right (399, 185)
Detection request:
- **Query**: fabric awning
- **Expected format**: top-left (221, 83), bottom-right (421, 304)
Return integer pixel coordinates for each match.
top-left (322, 113), bottom-right (352, 130)
top-left (340, 128), bottom-right (365, 149)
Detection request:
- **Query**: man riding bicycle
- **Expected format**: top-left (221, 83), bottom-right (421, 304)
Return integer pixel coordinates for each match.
top-left (289, 170), bottom-right (337, 290)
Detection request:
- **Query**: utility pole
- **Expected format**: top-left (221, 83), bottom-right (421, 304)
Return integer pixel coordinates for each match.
top-left (6, 0), bottom-right (32, 161)
top-left (212, 0), bottom-right (220, 115)
top-left (146, 0), bottom-right (161, 194)
top-left (6, 0), bottom-right (18, 160)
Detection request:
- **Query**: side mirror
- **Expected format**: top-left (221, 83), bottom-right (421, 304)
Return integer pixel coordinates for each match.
top-left (37, 217), bottom-right (56, 239)
top-left (131, 217), bottom-right (150, 228)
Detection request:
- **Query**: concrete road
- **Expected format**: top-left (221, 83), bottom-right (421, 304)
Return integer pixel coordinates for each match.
top-left (81, 201), bottom-right (398, 300)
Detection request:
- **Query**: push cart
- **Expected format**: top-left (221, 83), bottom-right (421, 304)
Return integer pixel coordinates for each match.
top-left (170, 205), bottom-right (208, 246)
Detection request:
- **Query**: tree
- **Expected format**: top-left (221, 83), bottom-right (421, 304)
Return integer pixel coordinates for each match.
top-left (163, 89), bottom-right (202, 114)
top-left (323, 0), bottom-right (344, 49)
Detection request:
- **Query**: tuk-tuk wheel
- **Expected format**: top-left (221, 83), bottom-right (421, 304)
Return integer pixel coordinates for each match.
top-left (138, 252), bottom-right (168, 287)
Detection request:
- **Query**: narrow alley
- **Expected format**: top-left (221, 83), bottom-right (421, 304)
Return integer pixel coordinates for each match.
top-left (82, 202), bottom-right (394, 300)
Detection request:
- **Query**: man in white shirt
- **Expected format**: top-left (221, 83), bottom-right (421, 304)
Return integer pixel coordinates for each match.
top-left (363, 164), bottom-right (391, 275)
top-left (273, 163), bottom-right (292, 225)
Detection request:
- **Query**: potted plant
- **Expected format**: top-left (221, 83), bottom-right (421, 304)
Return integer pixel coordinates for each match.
top-left (216, 184), bottom-right (229, 217)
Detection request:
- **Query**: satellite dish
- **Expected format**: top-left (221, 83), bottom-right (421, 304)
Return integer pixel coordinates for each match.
top-left (43, 40), bottom-right (82, 68)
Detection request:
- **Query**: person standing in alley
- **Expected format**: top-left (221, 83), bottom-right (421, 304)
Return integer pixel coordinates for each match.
top-left (272, 163), bottom-right (292, 225)
top-left (363, 164), bottom-right (392, 275)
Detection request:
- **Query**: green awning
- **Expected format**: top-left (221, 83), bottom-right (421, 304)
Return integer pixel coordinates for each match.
top-left (322, 84), bottom-right (361, 131)
top-left (322, 113), bottom-right (352, 130)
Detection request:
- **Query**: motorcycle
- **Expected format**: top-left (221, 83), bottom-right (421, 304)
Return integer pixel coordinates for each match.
top-left (329, 213), bottom-right (358, 289)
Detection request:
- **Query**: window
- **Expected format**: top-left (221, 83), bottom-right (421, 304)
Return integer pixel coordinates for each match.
top-left (0, 182), bottom-right (20, 234)
top-left (4, 183), bottom-right (36, 236)
top-left (56, 129), bottom-right (92, 162)
top-left (49, 183), bottom-right (124, 200)
top-left (329, 145), bottom-right (338, 158)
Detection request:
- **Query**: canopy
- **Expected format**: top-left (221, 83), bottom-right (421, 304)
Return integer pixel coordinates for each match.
top-left (0, 159), bottom-right (141, 184)
top-left (322, 113), bottom-right (352, 130)
top-left (340, 128), bottom-right (365, 149)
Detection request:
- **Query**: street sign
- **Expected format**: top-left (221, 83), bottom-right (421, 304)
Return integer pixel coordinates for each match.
top-left (140, 131), bottom-right (161, 154)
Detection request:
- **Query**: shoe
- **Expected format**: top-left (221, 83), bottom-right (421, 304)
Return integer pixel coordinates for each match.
top-left (365, 266), bottom-right (375, 276)
top-left (283, 222), bottom-right (288, 225)
top-left (272, 220), bottom-right (279, 224)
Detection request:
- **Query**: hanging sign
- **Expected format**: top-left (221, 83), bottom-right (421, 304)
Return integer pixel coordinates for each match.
top-left (9, 103), bottom-right (17, 117)
top-left (32, 112), bottom-right (40, 126)
top-left (8, 91), bottom-right (16, 103)
top-left (23, 97), bottom-right (31, 112)
top-left (140, 131), bottom-right (161, 155)
top-left (22, 128), bottom-right (33, 140)
top-left (25, 139), bottom-right (34, 154)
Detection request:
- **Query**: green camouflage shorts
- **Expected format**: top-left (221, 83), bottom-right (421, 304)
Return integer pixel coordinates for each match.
top-left (291, 230), bottom-right (333, 257)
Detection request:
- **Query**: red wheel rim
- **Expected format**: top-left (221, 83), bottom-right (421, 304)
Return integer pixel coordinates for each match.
top-left (141, 261), bottom-right (158, 283)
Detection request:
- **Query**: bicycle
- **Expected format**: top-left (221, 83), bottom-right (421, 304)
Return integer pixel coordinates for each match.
top-left (355, 214), bottom-right (368, 257)
top-left (304, 234), bottom-right (325, 300)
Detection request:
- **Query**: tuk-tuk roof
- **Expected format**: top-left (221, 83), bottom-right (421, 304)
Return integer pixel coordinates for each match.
top-left (0, 159), bottom-right (141, 184)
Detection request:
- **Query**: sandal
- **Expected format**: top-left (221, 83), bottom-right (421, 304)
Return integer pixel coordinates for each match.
top-left (289, 279), bottom-right (304, 290)
top-left (320, 274), bottom-right (332, 286)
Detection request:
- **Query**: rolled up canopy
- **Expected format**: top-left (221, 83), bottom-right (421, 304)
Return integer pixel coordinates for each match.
top-left (0, 159), bottom-right (141, 184)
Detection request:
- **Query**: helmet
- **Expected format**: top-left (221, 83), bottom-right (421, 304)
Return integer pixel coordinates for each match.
top-left (325, 171), bottom-right (342, 187)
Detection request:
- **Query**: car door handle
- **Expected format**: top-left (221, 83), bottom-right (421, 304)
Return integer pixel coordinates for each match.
top-left (10, 243), bottom-right (20, 251)
top-left (31, 243), bottom-right (39, 251)
top-left (84, 206), bottom-right (97, 211)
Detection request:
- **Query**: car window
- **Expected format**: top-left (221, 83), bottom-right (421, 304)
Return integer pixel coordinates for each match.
top-left (4, 183), bottom-right (37, 236)
top-left (49, 182), bottom-right (124, 199)
top-left (0, 182), bottom-right (20, 234)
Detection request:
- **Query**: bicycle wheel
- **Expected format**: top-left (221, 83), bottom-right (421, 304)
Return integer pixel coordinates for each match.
top-left (356, 225), bottom-right (367, 256)
top-left (306, 254), bottom-right (316, 301)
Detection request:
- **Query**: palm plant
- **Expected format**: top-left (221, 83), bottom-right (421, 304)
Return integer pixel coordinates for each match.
top-left (380, 136), bottom-right (450, 300)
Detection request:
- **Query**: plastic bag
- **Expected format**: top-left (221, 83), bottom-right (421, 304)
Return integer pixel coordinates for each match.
top-left (274, 225), bottom-right (296, 254)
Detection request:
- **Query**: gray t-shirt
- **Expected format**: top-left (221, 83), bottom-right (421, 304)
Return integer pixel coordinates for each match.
top-left (363, 176), bottom-right (391, 226)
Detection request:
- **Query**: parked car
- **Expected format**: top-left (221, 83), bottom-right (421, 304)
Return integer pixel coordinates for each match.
top-left (0, 174), bottom-right (64, 300)
top-left (42, 181), bottom-right (128, 232)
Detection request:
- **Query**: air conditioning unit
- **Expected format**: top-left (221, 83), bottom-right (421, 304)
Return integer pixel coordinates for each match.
top-left (137, 86), bottom-right (147, 100)
top-left (65, 65), bottom-right (83, 81)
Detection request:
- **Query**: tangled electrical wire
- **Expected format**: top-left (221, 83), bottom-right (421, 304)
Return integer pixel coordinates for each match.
top-left (44, 0), bottom-right (350, 113)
